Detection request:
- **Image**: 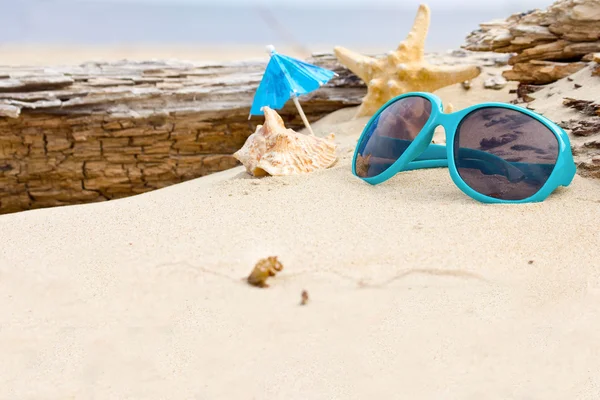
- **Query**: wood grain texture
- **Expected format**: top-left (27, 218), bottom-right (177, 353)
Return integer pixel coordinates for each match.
top-left (463, 0), bottom-right (600, 84)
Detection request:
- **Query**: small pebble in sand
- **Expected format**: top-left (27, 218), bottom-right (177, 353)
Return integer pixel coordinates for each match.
top-left (246, 256), bottom-right (284, 288)
top-left (462, 80), bottom-right (472, 90)
top-left (449, 49), bottom-right (468, 58)
top-left (300, 290), bottom-right (309, 305)
top-left (484, 76), bottom-right (507, 90)
top-left (528, 260), bottom-right (534, 265)
top-left (493, 54), bottom-right (511, 66)
top-left (574, 83), bottom-right (582, 89)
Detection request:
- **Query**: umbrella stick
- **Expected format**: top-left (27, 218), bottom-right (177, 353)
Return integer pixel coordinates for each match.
top-left (292, 96), bottom-right (314, 136)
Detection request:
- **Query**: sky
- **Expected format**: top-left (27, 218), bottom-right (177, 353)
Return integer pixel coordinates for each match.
top-left (0, 0), bottom-right (556, 48)
top-left (65, 0), bottom-right (552, 8)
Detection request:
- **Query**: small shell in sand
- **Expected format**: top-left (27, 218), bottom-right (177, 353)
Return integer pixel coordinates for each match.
top-left (247, 256), bottom-right (284, 288)
top-left (300, 290), bottom-right (309, 305)
top-left (234, 107), bottom-right (337, 176)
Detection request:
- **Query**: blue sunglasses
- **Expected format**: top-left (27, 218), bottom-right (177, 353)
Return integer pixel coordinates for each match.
top-left (352, 92), bottom-right (576, 203)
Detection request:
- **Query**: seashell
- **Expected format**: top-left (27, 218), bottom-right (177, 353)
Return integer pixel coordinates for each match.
top-left (247, 256), bottom-right (284, 288)
top-left (232, 125), bottom-right (268, 177)
top-left (233, 107), bottom-right (337, 176)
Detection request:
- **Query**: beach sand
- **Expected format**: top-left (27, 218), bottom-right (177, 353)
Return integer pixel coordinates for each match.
top-left (0, 44), bottom-right (361, 66)
top-left (1, 73), bottom-right (600, 398)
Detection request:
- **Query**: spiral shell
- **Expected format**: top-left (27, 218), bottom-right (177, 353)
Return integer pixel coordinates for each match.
top-left (234, 107), bottom-right (337, 176)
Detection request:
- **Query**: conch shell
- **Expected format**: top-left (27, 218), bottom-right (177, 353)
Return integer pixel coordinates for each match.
top-left (234, 107), bottom-right (337, 176)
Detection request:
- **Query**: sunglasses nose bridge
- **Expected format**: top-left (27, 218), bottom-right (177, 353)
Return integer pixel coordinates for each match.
top-left (434, 111), bottom-right (452, 125)
top-left (427, 112), bottom-right (449, 136)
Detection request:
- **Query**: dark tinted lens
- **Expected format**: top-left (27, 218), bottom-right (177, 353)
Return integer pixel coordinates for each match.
top-left (454, 107), bottom-right (558, 200)
top-left (355, 96), bottom-right (432, 178)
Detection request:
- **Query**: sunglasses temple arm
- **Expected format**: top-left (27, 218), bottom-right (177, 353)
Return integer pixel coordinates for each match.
top-left (366, 136), bottom-right (552, 182)
top-left (408, 143), bottom-right (525, 182)
top-left (369, 140), bottom-right (527, 182)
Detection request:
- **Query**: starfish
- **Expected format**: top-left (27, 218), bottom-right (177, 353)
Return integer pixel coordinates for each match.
top-left (334, 4), bottom-right (482, 118)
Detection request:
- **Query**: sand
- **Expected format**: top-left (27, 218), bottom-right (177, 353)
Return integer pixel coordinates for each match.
top-left (0, 44), bottom-right (386, 66)
top-left (0, 44), bottom-right (302, 65)
top-left (1, 71), bottom-right (600, 398)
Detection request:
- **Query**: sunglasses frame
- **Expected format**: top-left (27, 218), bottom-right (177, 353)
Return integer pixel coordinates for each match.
top-left (352, 92), bottom-right (577, 203)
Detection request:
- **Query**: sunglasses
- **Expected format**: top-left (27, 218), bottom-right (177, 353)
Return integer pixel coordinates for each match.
top-left (352, 92), bottom-right (577, 203)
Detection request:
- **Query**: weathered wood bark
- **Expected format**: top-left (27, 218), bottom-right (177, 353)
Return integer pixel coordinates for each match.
top-left (463, 0), bottom-right (600, 84)
top-left (0, 55), bottom-right (367, 214)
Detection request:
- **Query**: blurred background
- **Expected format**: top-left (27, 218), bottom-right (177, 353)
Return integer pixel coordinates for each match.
top-left (0, 0), bottom-right (553, 65)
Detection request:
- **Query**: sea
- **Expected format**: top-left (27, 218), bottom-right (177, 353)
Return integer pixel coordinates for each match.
top-left (0, 0), bottom-right (551, 52)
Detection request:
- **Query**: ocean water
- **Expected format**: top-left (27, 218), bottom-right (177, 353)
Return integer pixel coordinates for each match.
top-left (0, 0), bottom-right (549, 51)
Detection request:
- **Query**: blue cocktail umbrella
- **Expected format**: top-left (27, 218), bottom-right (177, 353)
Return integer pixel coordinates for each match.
top-left (249, 45), bottom-right (337, 135)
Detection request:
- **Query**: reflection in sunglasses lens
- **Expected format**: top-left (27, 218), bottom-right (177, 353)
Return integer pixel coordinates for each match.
top-left (355, 96), bottom-right (432, 178)
top-left (454, 107), bottom-right (559, 200)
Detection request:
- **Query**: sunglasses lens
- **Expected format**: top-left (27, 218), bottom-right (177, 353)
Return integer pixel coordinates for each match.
top-left (355, 96), bottom-right (432, 178)
top-left (454, 107), bottom-right (559, 200)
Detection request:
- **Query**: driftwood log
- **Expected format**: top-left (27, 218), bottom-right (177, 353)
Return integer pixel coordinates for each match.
top-left (0, 54), bottom-right (367, 214)
top-left (463, 0), bottom-right (600, 84)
